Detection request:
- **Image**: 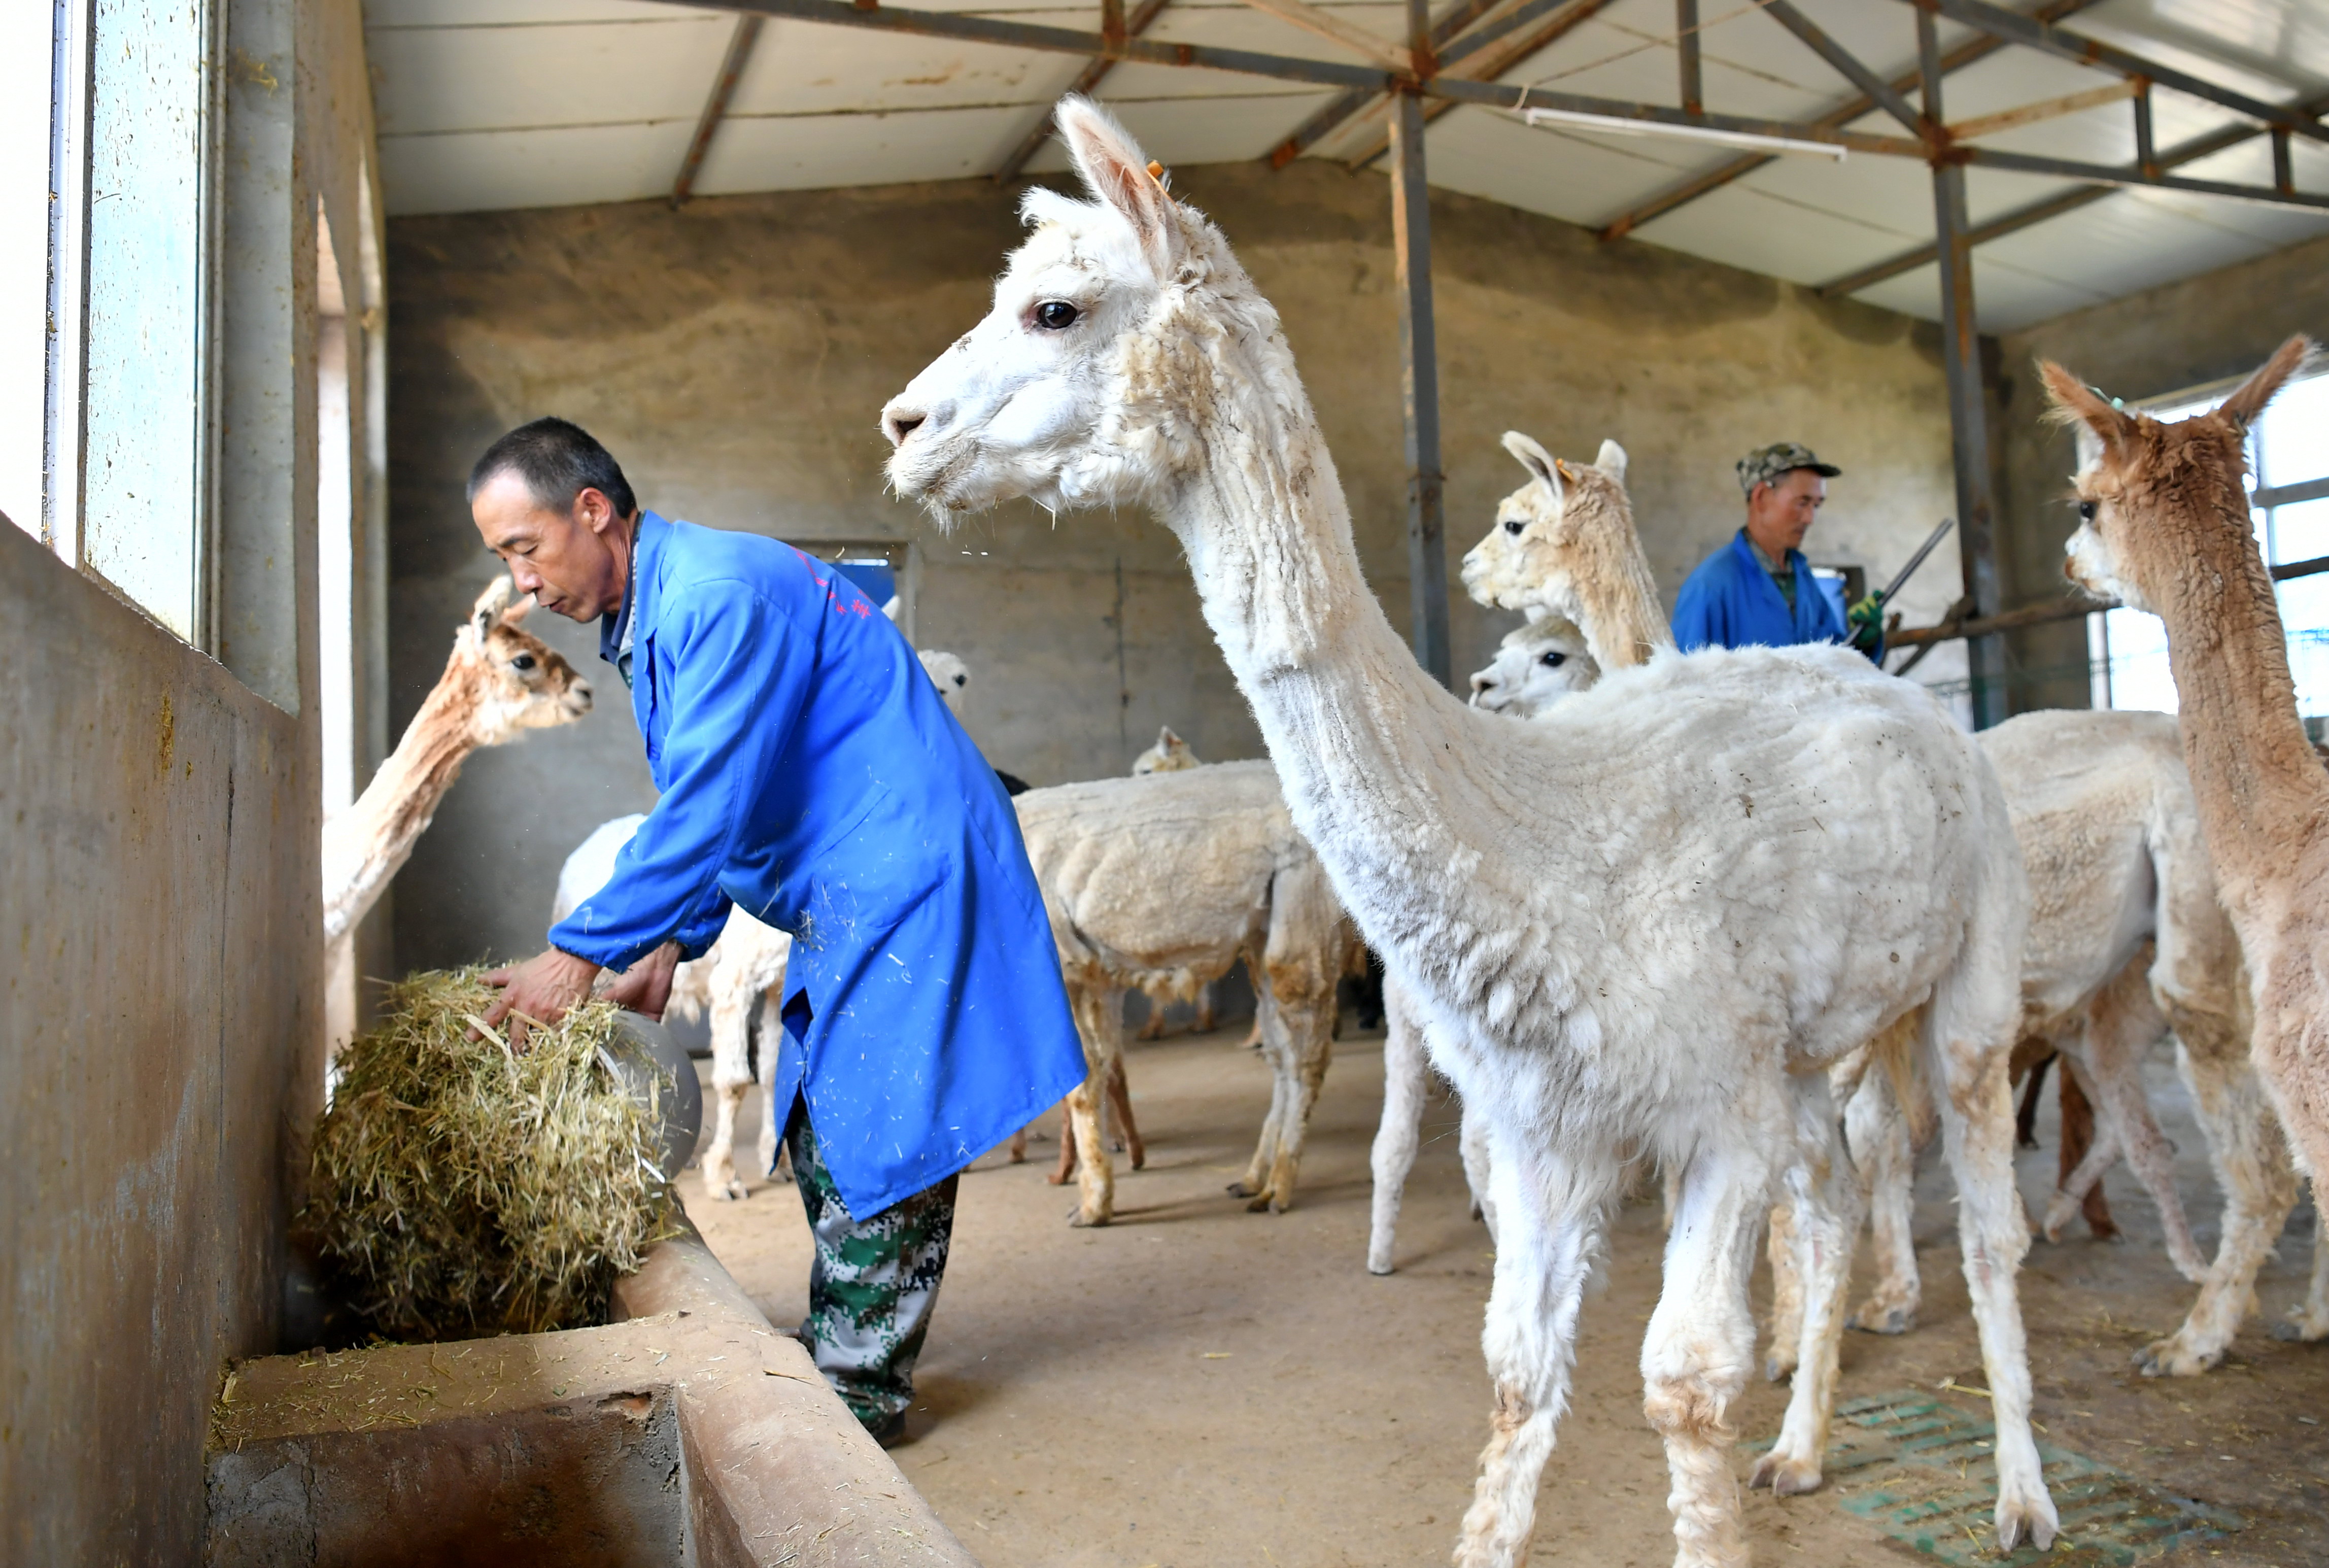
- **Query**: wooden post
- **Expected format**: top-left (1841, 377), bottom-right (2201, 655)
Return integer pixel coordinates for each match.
top-left (1921, 6), bottom-right (2007, 728)
top-left (1390, 79), bottom-right (1450, 688)
top-left (1676, 0), bottom-right (1702, 114)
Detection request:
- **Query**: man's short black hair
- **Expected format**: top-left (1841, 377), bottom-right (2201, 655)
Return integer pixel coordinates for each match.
top-left (468, 417), bottom-right (638, 521)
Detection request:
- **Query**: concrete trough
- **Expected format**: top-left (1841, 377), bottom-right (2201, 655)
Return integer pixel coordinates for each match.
top-left (206, 1218), bottom-right (973, 1567)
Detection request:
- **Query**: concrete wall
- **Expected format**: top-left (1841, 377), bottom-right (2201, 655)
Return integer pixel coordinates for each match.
top-left (1993, 232), bottom-right (2329, 711)
top-left (0, 0), bottom-right (381, 1558)
top-left (386, 162), bottom-right (1970, 971)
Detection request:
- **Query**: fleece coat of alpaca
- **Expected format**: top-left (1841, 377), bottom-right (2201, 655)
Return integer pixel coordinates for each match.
top-left (1013, 760), bottom-right (1355, 1224)
top-left (880, 96), bottom-right (2053, 1567)
top-left (2055, 337), bottom-right (2329, 1192)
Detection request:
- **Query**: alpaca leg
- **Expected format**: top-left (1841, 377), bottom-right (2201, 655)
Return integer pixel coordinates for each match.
top-left (1007, 1126), bottom-right (1029, 1163)
top-left (1762, 1202), bottom-right (1802, 1383)
top-left (2013, 1049), bottom-right (2054, 1148)
top-left (2068, 962), bottom-right (2205, 1280)
top-left (1931, 1013), bottom-right (2057, 1551)
top-left (755, 991), bottom-right (782, 1182)
top-left (2059, 1063), bottom-right (2118, 1238)
top-left (2282, 1195), bottom-right (2329, 1342)
top-left (1660, 1163), bottom-right (1683, 1233)
top-left (1847, 1071), bottom-right (1921, 1335)
top-left (701, 982), bottom-right (755, 1202)
top-left (1105, 1054), bottom-right (1145, 1168)
top-left (1454, 1132), bottom-right (1614, 1568)
top-left (1234, 970), bottom-right (1288, 1200)
top-left (1050, 1100), bottom-right (1082, 1183)
top-left (1369, 981), bottom-right (1428, 1274)
top-left (1755, 1089), bottom-right (1869, 1497)
top-left (2042, 1052), bottom-right (2126, 1238)
top-left (1459, 1098), bottom-right (1497, 1238)
top-left (1246, 980), bottom-right (1333, 1213)
top-left (1197, 985), bottom-right (1216, 1035)
top-left (1643, 1133), bottom-right (1776, 1567)
top-left (1064, 985), bottom-right (1122, 1226)
top-left (2142, 1040), bottom-right (2300, 1372)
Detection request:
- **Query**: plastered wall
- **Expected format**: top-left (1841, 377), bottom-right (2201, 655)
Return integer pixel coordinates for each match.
top-left (0, 0), bottom-right (382, 1558)
top-left (1992, 231), bottom-right (2329, 712)
top-left (386, 160), bottom-right (1970, 971)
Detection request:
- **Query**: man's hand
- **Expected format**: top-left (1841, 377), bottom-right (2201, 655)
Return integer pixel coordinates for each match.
top-left (479, 947), bottom-right (602, 1051)
top-left (603, 941), bottom-right (683, 1022)
top-left (1847, 590), bottom-right (1887, 653)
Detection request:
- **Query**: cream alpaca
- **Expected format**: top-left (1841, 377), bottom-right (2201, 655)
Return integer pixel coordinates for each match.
top-left (1012, 761), bottom-right (1356, 1224)
top-left (882, 98), bottom-right (2053, 1566)
top-left (322, 577), bottom-right (591, 1053)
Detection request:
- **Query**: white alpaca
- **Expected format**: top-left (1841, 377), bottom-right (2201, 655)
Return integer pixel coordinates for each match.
top-left (918, 648), bottom-right (971, 715)
top-left (554, 816), bottom-right (792, 1204)
top-left (1463, 429), bottom-right (2288, 1392)
top-left (1132, 724), bottom-right (1201, 775)
top-left (1369, 618), bottom-right (1598, 1275)
top-left (881, 98), bottom-right (2055, 1565)
top-left (1012, 760), bottom-right (1357, 1224)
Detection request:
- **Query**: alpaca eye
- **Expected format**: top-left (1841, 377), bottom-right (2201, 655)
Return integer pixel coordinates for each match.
top-left (2077, 500), bottom-right (2097, 523)
top-left (1034, 300), bottom-right (1080, 330)
top-left (511, 653), bottom-right (537, 671)
top-left (1542, 651), bottom-right (1565, 668)
top-left (1503, 519), bottom-right (1524, 536)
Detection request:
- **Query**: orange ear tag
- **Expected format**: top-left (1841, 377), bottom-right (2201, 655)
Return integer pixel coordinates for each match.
top-left (1554, 459), bottom-right (1576, 481)
top-left (1147, 161), bottom-right (1164, 178)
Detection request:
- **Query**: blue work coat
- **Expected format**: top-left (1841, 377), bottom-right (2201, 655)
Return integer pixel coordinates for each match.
top-left (550, 514), bottom-right (1084, 1218)
top-left (1671, 530), bottom-right (1882, 662)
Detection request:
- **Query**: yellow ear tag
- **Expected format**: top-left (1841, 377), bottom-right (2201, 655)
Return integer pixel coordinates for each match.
top-left (1147, 161), bottom-right (1164, 178)
top-left (1554, 459), bottom-right (1576, 481)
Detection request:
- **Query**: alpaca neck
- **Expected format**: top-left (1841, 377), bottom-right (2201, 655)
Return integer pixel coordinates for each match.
top-left (1150, 306), bottom-right (1552, 982)
top-left (322, 662), bottom-right (484, 945)
top-left (1576, 530), bottom-right (1673, 672)
top-left (2151, 495), bottom-right (2329, 910)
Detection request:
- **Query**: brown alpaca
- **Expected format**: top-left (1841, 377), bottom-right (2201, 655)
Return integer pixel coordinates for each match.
top-left (2050, 335), bottom-right (2329, 1181)
top-left (323, 577), bottom-right (592, 1028)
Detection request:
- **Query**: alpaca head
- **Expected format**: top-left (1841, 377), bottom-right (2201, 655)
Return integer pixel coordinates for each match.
top-left (452, 575), bottom-right (594, 744)
top-left (882, 97), bottom-right (1262, 524)
top-left (2046, 335), bottom-right (2314, 613)
top-left (917, 648), bottom-right (972, 716)
top-left (1461, 433), bottom-right (1633, 623)
top-left (1467, 617), bottom-right (1600, 719)
top-left (1131, 725), bottom-right (1202, 775)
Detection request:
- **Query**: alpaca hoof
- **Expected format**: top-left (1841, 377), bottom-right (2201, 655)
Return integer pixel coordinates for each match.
top-left (1129, 1149), bottom-right (1147, 1171)
top-left (1068, 1205), bottom-right (1112, 1228)
top-left (2270, 1314), bottom-right (2329, 1343)
top-left (1046, 1170), bottom-right (1072, 1186)
top-left (1748, 1448), bottom-right (1821, 1495)
top-left (1468, 1200), bottom-right (1484, 1221)
top-left (1367, 1256), bottom-right (1396, 1277)
top-left (1848, 1300), bottom-right (1916, 1336)
top-left (2135, 1334), bottom-right (2221, 1377)
top-left (1763, 1352), bottom-right (1797, 1384)
top-left (1226, 1180), bottom-right (1255, 1198)
top-left (1244, 1191), bottom-right (1276, 1213)
top-left (1994, 1489), bottom-right (2059, 1553)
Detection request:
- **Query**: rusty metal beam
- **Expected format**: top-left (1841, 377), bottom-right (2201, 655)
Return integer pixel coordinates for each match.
top-left (1675, 0), bottom-right (1701, 114)
top-left (672, 16), bottom-right (764, 206)
top-left (1598, 0), bottom-right (2102, 244)
top-left (1920, 5), bottom-right (2006, 727)
top-left (1392, 0), bottom-right (1449, 687)
top-left (665, 0), bottom-right (1392, 91)
top-left (993, 0), bottom-right (1173, 181)
top-left (1899, 0), bottom-right (2329, 147)
top-left (1818, 85), bottom-right (2329, 297)
top-left (1761, 0), bottom-right (1922, 134)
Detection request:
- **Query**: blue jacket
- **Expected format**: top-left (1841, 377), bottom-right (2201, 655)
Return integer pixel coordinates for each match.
top-left (550, 514), bottom-right (1084, 1217)
top-left (1671, 530), bottom-right (1881, 662)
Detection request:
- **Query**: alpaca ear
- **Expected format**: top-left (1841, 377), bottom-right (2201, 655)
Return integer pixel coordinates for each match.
top-left (1500, 431), bottom-right (1563, 504)
top-left (1159, 725), bottom-right (1180, 745)
top-left (1593, 439), bottom-right (1628, 484)
top-left (2038, 358), bottom-right (2137, 461)
top-left (471, 574), bottom-right (516, 637)
top-left (1054, 95), bottom-right (1177, 277)
top-left (881, 594), bottom-right (903, 625)
top-left (2218, 334), bottom-right (2316, 431)
top-left (500, 596), bottom-right (535, 627)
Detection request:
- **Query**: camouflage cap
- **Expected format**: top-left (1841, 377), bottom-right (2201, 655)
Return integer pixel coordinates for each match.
top-left (1736, 441), bottom-right (1841, 495)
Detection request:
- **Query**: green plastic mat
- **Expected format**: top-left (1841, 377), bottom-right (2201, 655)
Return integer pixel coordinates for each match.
top-left (1800, 1390), bottom-right (2241, 1565)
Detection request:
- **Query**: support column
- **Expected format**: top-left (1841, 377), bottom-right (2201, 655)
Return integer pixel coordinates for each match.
top-left (1389, 82), bottom-right (1449, 688)
top-left (1920, 9), bottom-right (2005, 728)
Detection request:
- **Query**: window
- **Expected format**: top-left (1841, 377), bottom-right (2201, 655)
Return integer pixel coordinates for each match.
top-left (2088, 369), bottom-right (2329, 725)
top-left (801, 540), bottom-right (919, 640)
top-left (15, 0), bottom-right (221, 643)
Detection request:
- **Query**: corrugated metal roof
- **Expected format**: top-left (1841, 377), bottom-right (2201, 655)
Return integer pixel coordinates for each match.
top-left (365, 0), bottom-right (2329, 330)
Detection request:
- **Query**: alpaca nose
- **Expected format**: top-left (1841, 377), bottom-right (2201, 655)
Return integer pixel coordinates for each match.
top-left (571, 679), bottom-right (595, 712)
top-left (1468, 674), bottom-right (1494, 705)
top-left (884, 398), bottom-right (940, 447)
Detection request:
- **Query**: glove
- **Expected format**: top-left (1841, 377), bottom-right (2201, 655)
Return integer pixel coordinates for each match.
top-left (1846, 592), bottom-right (1886, 653)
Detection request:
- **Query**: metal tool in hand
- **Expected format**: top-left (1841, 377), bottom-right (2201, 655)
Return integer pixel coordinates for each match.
top-left (1848, 516), bottom-right (1956, 651)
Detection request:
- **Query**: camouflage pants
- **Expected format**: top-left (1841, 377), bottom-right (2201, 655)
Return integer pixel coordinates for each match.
top-left (782, 1098), bottom-right (958, 1432)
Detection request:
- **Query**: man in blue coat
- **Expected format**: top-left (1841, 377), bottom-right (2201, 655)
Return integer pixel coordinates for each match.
top-left (472, 418), bottom-right (1084, 1443)
top-left (1671, 442), bottom-right (1883, 662)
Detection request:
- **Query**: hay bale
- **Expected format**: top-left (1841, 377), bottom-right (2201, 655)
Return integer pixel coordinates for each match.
top-left (303, 968), bottom-right (680, 1340)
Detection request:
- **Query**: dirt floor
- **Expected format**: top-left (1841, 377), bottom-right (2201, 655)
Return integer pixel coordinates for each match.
top-left (687, 1025), bottom-right (2329, 1567)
